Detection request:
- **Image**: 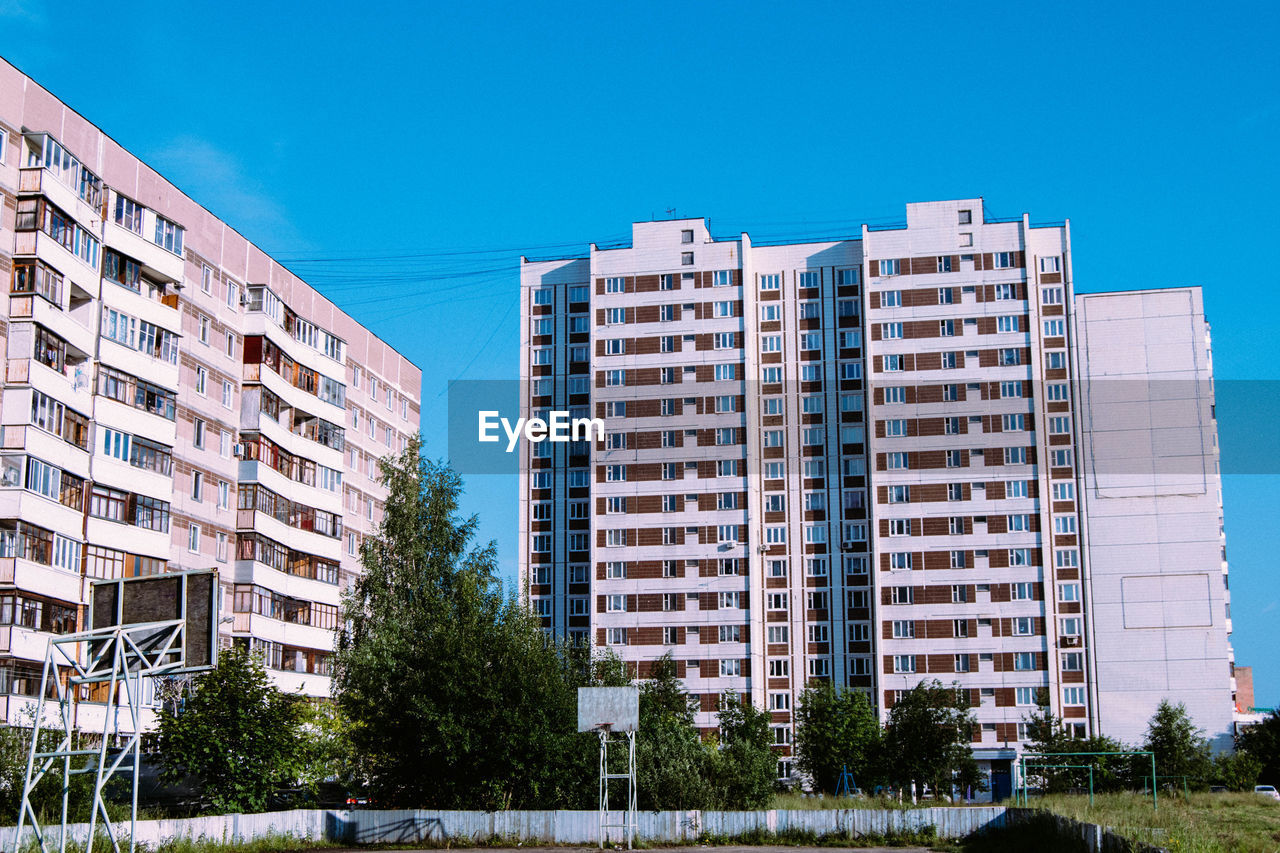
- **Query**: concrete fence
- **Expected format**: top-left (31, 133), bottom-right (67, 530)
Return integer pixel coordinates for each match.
top-left (0, 805), bottom-right (1012, 847)
top-left (1012, 811), bottom-right (1168, 853)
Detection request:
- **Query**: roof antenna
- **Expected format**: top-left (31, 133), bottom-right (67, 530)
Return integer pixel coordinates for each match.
top-left (666, 207), bottom-right (677, 219)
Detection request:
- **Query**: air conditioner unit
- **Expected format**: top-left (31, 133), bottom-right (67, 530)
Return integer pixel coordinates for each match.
top-left (1063, 636), bottom-right (1081, 647)
top-left (233, 442), bottom-right (245, 458)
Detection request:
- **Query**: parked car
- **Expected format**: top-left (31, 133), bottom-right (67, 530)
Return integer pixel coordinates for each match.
top-left (1255, 785), bottom-right (1280, 801)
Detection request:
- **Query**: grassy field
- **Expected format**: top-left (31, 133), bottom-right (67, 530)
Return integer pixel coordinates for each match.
top-left (771, 792), bottom-right (958, 811)
top-left (1033, 791), bottom-right (1280, 852)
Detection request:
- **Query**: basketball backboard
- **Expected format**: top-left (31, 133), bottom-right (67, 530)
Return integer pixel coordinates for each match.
top-left (577, 686), bottom-right (639, 732)
top-left (87, 569), bottom-right (219, 674)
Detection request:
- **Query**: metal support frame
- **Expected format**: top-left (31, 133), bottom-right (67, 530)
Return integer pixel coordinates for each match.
top-left (12, 620), bottom-right (187, 853)
top-left (597, 728), bottom-right (636, 849)
top-left (1015, 750), bottom-right (1157, 811)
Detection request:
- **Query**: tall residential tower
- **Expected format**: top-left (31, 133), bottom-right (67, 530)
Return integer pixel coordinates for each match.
top-left (0, 59), bottom-right (421, 726)
top-left (518, 199), bottom-right (1233, 793)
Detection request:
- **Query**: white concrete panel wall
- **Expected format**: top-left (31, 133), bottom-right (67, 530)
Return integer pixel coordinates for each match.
top-left (1073, 287), bottom-right (1233, 747)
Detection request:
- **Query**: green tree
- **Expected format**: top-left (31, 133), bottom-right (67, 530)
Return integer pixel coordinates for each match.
top-left (156, 645), bottom-right (304, 813)
top-left (635, 655), bottom-right (712, 810)
top-left (793, 682), bottom-right (880, 793)
top-left (1237, 710), bottom-right (1280, 786)
top-left (708, 692), bottom-right (776, 808)
top-left (295, 702), bottom-right (357, 798)
top-left (1143, 700), bottom-right (1212, 789)
top-left (881, 680), bottom-right (983, 801)
top-left (1022, 708), bottom-right (1135, 793)
top-left (333, 438), bottom-right (590, 809)
top-left (1210, 749), bottom-right (1261, 791)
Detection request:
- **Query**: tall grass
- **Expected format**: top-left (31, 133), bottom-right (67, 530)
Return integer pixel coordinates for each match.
top-left (1035, 791), bottom-right (1280, 853)
top-left (771, 791), bottom-right (959, 811)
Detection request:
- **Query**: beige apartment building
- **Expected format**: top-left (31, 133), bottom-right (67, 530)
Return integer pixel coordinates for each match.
top-left (519, 199), bottom-right (1234, 796)
top-left (0, 59), bottom-right (421, 725)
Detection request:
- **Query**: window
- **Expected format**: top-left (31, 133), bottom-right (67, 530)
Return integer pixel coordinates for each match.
top-left (882, 322), bottom-right (903, 339)
top-left (154, 215), bottom-right (184, 255)
top-left (1042, 286), bottom-right (1064, 305)
top-left (994, 252), bottom-right (1015, 269)
top-left (759, 273), bottom-right (780, 290)
top-left (605, 276), bottom-right (625, 293)
top-left (1015, 687), bottom-right (1040, 706)
top-left (893, 655), bottom-right (916, 674)
top-left (937, 256), bottom-right (954, 273)
top-left (1044, 319), bottom-right (1065, 337)
top-left (1054, 516), bottom-right (1078, 534)
top-left (1040, 256), bottom-right (1061, 273)
top-left (1062, 652), bottom-right (1084, 671)
top-left (889, 552), bottom-right (912, 570)
top-left (606, 628), bottom-right (627, 646)
top-left (712, 270), bottom-right (732, 287)
top-left (195, 367), bottom-right (208, 396)
top-left (958, 209), bottom-right (972, 225)
top-left (892, 620), bottom-right (915, 639)
top-left (1064, 687), bottom-right (1086, 706)
top-left (1012, 617), bottom-right (1034, 636)
top-left (191, 470), bottom-right (204, 502)
top-left (222, 380), bottom-right (234, 408)
top-left (939, 287), bottom-right (955, 304)
top-left (955, 654), bottom-right (973, 673)
top-left (681, 252), bottom-right (694, 265)
top-left (1061, 617), bottom-right (1082, 636)
top-left (941, 351), bottom-right (958, 368)
top-left (879, 259), bottom-right (900, 277)
top-left (188, 523), bottom-right (201, 553)
top-left (1059, 583), bottom-right (1080, 602)
top-left (681, 229), bottom-right (694, 244)
top-left (1014, 652), bottom-right (1037, 671)
top-left (217, 480), bottom-right (229, 510)
top-left (881, 289), bottom-right (902, 307)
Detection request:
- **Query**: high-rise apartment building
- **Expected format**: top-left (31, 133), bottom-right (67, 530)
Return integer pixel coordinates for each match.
top-left (0, 59), bottom-right (421, 727)
top-left (519, 199), bottom-right (1234, 794)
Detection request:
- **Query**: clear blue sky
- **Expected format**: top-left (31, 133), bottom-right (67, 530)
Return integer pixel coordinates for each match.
top-left (4, 1), bottom-right (1277, 704)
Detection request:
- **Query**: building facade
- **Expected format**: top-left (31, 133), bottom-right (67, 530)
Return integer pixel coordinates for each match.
top-left (518, 199), bottom-right (1234, 790)
top-left (0, 59), bottom-right (421, 727)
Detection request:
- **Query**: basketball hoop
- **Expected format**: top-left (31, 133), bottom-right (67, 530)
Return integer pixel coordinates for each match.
top-left (578, 687), bottom-right (638, 849)
top-left (12, 570), bottom-right (219, 853)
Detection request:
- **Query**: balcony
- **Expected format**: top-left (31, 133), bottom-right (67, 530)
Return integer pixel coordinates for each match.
top-left (17, 168), bottom-right (100, 233)
top-left (229, 611), bottom-right (335, 654)
top-left (0, 555), bottom-right (80, 602)
top-left (102, 219), bottom-right (184, 286)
